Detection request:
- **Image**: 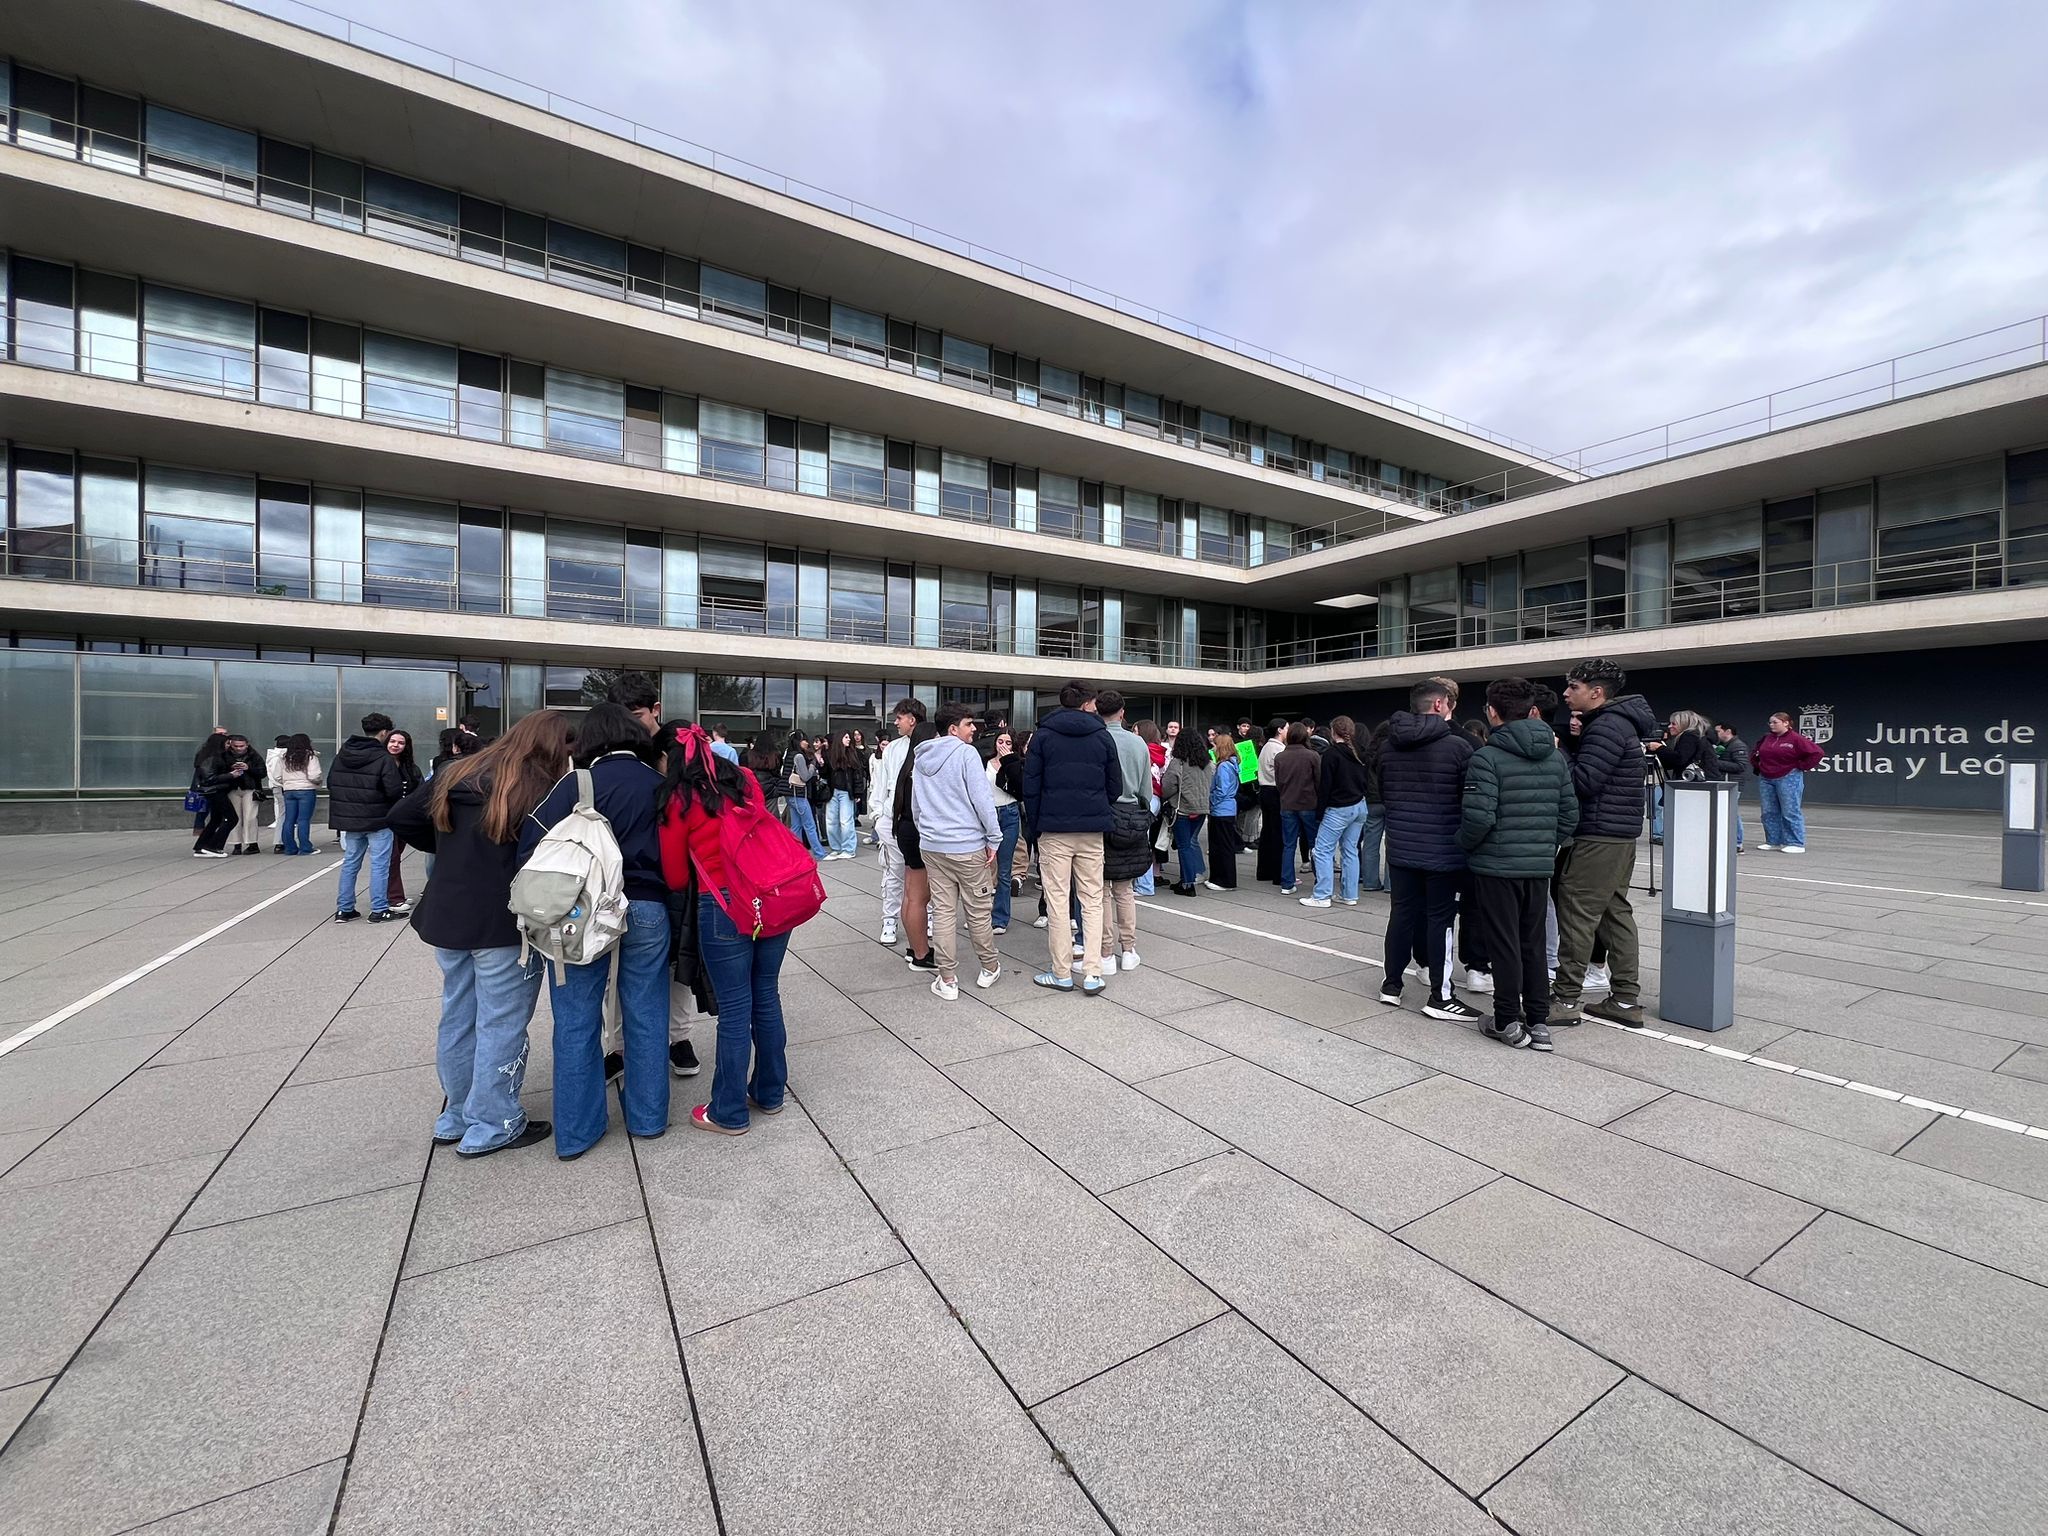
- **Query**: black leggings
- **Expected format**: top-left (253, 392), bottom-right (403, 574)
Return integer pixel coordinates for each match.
top-left (194, 794), bottom-right (238, 852)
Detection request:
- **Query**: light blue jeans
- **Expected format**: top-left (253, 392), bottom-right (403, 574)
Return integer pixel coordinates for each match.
top-left (1759, 771), bottom-right (1807, 848)
top-left (788, 796), bottom-right (827, 857)
top-left (549, 898), bottom-right (672, 1158)
top-left (434, 945), bottom-right (544, 1152)
top-left (1358, 805), bottom-right (1387, 891)
top-left (1134, 795), bottom-right (1158, 896)
top-left (280, 789), bottom-right (318, 853)
top-left (1313, 802), bottom-right (1369, 902)
top-left (336, 827), bottom-right (393, 914)
top-left (826, 789), bottom-right (859, 854)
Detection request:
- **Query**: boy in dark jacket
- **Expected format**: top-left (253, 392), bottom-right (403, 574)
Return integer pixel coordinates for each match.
top-left (1457, 678), bottom-right (1579, 1051)
top-left (1376, 680), bottom-right (1480, 1022)
top-left (1552, 659), bottom-right (1657, 1027)
top-left (328, 711), bottom-right (407, 922)
top-left (1021, 681), bottom-right (1121, 994)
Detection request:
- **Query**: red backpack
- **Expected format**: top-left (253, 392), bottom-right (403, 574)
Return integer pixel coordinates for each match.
top-left (695, 774), bottom-right (827, 939)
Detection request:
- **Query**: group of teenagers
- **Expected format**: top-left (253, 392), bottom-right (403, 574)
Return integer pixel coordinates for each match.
top-left (297, 674), bottom-right (809, 1159)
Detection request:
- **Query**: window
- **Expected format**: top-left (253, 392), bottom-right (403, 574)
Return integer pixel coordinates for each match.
top-left (361, 495), bottom-right (457, 609)
top-left (1039, 364), bottom-right (1081, 417)
top-left (259, 310), bottom-right (311, 410)
top-left (457, 351), bottom-right (503, 441)
top-left (941, 335), bottom-right (991, 391)
top-left (143, 285), bottom-right (255, 398)
top-left (1124, 491), bottom-right (1162, 555)
top-left (1875, 458), bottom-right (2002, 597)
top-left (940, 569), bottom-right (991, 650)
top-left (1409, 566), bottom-right (1459, 651)
top-left (939, 453), bottom-right (988, 521)
top-left (13, 68), bottom-right (77, 157)
top-left (11, 256), bottom-right (75, 370)
top-left (9, 447), bottom-right (77, 580)
top-left (766, 415), bottom-right (798, 494)
top-left (699, 401), bottom-right (765, 483)
top-left (546, 221), bottom-right (626, 295)
top-left (257, 480), bottom-right (312, 598)
top-left (546, 519), bottom-right (626, 622)
top-left (829, 303), bottom-right (886, 364)
top-left (1816, 484), bottom-right (1873, 605)
top-left (259, 138), bottom-right (309, 213)
top-left (1671, 510), bottom-right (1760, 623)
top-left (80, 455), bottom-right (139, 585)
top-left (544, 369), bottom-right (624, 457)
top-left (1763, 496), bottom-right (1816, 612)
top-left (459, 196), bottom-right (504, 264)
top-left (363, 331), bottom-right (458, 432)
top-left (1197, 505), bottom-right (1235, 564)
top-left (699, 267), bottom-right (767, 330)
top-left (312, 152), bottom-right (362, 229)
top-left (311, 318), bottom-right (362, 417)
top-left (145, 104), bottom-right (256, 198)
top-left (142, 465), bottom-right (256, 593)
top-left (1124, 389), bottom-right (1162, 436)
top-left (1038, 473), bottom-right (1082, 538)
top-left (626, 386), bottom-right (663, 469)
top-left (459, 509), bottom-right (504, 615)
top-left (364, 168), bottom-right (458, 252)
top-left (2005, 451), bottom-right (2048, 588)
top-left (82, 88), bottom-right (141, 174)
top-left (700, 538), bottom-right (767, 632)
top-left (1521, 542), bottom-right (1590, 637)
top-left (1591, 533), bottom-right (1628, 631)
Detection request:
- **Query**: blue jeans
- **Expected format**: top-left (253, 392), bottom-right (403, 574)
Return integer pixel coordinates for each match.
top-left (825, 790), bottom-right (858, 854)
top-left (1174, 814), bottom-right (1206, 885)
top-left (1279, 809), bottom-right (1321, 891)
top-left (993, 803), bottom-right (1021, 927)
top-left (1759, 771), bottom-right (1807, 848)
top-left (1651, 784), bottom-right (1664, 840)
top-left (549, 898), bottom-right (671, 1158)
top-left (434, 945), bottom-right (544, 1152)
top-left (281, 789), bottom-right (318, 854)
top-left (788, 796), bottom-right (827, 856)
top-left (1731, 782), bottom-right (1746, 848)
top-left (1313, 801), bottom-right (1369, 901)
top-left (699, 892), bottom-right (791, 1131)
top-left (337, 827), bottom-right (393, 914)
top-left (1358, 805), bottom-right (1387, 891)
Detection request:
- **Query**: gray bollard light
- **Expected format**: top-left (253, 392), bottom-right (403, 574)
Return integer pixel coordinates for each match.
top-left (2003, 760), bottom-right (2047, 893)
top-left (1659, 779), bottom-right (1737, 1032)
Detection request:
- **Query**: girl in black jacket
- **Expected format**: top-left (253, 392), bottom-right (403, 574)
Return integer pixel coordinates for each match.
top-left (190, 738), bottom-right (250, 857)
top-left (384, 729), bottom-right (425, 914)
top-left (388, 708), bottom-right (572, 1158)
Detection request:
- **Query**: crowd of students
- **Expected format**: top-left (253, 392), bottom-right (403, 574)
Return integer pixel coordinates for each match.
top-left (176, 660), bottom-right (1827, 1156)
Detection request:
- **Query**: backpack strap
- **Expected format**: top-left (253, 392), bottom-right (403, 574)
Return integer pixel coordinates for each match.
top-left (574, 767), bottom-right (596, 814)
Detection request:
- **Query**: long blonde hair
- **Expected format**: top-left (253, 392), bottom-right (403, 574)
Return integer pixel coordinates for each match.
top-left (430, 709), bottom-right (573, 843)
top-left (1668, 709), bottom-right (1709, 739)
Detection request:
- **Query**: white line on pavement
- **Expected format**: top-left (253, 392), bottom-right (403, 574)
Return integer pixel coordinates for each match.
top-left (1740, 873), bottom-right (2048, 910)
top-left (1134, 896), bottom-right (2047, 1140)
top-left (0, 860), bottom-right (341, 1059)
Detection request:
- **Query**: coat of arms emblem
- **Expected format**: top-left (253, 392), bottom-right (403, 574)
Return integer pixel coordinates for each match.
top-left (1797, 703), bottom-right (1835, 745)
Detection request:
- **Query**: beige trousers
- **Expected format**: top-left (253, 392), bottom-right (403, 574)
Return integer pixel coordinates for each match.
top-left (1038, 831), bottom-right (1105, 981)
top-left (229, 788), bottom-right (259, 847)
top-left (1099, 879), bottom-right (1138, 958)
top-left (925, 848), bottom-right (1000, 981)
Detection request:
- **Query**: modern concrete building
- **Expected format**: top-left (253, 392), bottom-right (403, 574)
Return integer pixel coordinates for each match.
top-left (3, 0), bottom-right (2046, 817)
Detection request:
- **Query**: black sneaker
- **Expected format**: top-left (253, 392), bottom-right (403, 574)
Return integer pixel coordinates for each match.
top-left (1587, 997), bottom-right (1647, 1029)
top-left (905, 949), bottom-right (938, 971)
top-left (1423, 995), bottom-right (1484, 1024)
top-left (670, 1039), bottom-right (701, 1077)
top-left (1376, 982), bottom-right (1404, 1007)
top-left (368, 910), bottom-right (400, 924)
top-left (333, 909), bottom-right (360, 923)
top-left (1484, 1021), bottom-right (1532, 1048)
top-left (1525, 1018), bottom-right (1554, 1052)
top-left (272, 845), bottom-right (286, 855)
top-left (604, 1050), bottom-right (625, 1086)
top-left (457, 1120), bottom-right (553, 1159)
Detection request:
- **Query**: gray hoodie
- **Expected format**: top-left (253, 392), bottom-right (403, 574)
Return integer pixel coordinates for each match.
top-left (911, 734), bottom-right (1001, 856)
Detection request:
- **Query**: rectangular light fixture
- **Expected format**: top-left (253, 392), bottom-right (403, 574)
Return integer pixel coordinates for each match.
top-left (1314, 593), bottom-right (1378, 609)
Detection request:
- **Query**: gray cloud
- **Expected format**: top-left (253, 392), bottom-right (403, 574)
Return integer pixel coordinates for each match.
top-left (279, 0), bottom-right (2048, 460)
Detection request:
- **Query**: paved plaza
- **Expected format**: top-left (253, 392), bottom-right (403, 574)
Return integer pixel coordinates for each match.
top-left (1, 809), bottom-right (2046, 1534)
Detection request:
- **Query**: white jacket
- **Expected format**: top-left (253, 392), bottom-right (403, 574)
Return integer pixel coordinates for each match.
top-left (868, 733), bottom-right (911, 829)
top-left (268, 747), bottom-right (324, 791)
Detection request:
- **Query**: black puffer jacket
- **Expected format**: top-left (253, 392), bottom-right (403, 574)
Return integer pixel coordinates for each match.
top-left (326, 735), bottom-right (407, 832)
top-left (1457, 719), bottom-right (1580, 877)
top-left (220, 744), bottom-right (267, 792)
top-left (1378, 711), bottom-right (1474, 872)
top-left (1570, 694), bottom-right (1657, 839)
top-left (1653, 730), bottom-right (1712, 783)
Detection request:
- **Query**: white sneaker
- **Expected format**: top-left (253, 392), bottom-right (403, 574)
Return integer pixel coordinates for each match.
top-left (386, 900), bottom-right (413, 916)
top-left (1585, 963), bottom-right (1611, 994)
top-left (930, 975), bottom-right (960, 1001)
top-left (1120, 950), bottom-right (1141, 971)
top-left (879, 922), bottom-right (898, 945)
top-left (1782, 846), bottom-right (1806, 855)
top-left (1299, 895), bottom-right (1332, 909)
top-left (1759, 844), bottom-right (1780, 852)
top-left (1072, 941), bottom-right (1086, 958)
top-left (975, 967), bottom-right (1001, 990)
top-left (1099, 953), bottom-right (1119, 974)
top-left (1032, 915), bottom-right (1050, 929)
top-left (1462, 968), bottom-right (1494, 994)
top-left (1337, 897), bottom-right (1358, 906)
top-left (1406, 961), bottom-right (1427, 981)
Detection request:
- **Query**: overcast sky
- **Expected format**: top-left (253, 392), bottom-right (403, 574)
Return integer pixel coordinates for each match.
top-left (274, 0), bottom-right (2046, 459)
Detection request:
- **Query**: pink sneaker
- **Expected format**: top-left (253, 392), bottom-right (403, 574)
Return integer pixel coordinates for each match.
top-left (690, 1104), bottom-right (747, 1136)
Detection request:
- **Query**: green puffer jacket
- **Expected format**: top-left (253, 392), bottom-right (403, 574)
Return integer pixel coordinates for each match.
top-left (1456, 718), bottom-right (1580, 877)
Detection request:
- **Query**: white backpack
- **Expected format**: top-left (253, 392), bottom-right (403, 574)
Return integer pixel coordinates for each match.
top-left (508, 769), bottom-right (630, 976)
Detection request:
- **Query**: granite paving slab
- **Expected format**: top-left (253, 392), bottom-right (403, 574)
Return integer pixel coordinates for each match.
top-left (1895, 1114), bottom-right (2048, 1200)
top-left (129, 1460), bottom-right (344, 1535)
top-left (1160, 998), bottom-right (1434, 1102)
top-left (0, 1186), bottom-right (413, 1536)
top-left (1002, 995), bottom-right (1231, 1083)
top-left (334, 1222), bottom-right (715, 1536)
top-left (1036, 1314), bottom-right (1500, 1536)
top-left (1172, 959), bottom-right (1381, 1028)
top-left (686, 1263), bottom-right (1108, 1536)
top-left (944, 1043), bottom-right (1225, 1194)
top-left (1365, 1074), bottom-right (1820, 1273)
top-left (0, 1030), bottom-right (178, 1139)
top-left (0, 1380), bottom-right (49, 1449)
top-left (1142, 1057), bottom-right (1494, 1230)
top-left (792, 1027), bottom-right (994, 1160)
top-left (1404, 1179), bottom-right (2048, 1536)
top-left (1108, 1153), bottom-right (1619, 1494)
top-left (856, 1122), bottom-right (1224, 1404)
top-left (1485, 1377), bottom-right (1907, 1536)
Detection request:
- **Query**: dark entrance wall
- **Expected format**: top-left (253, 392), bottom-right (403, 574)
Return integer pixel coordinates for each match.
top-left (1252, 642), bottom-right (2041, 811)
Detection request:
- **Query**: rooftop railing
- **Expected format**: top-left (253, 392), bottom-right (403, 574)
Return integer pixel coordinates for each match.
top-left (7, 530), bottom-right (2042, 675)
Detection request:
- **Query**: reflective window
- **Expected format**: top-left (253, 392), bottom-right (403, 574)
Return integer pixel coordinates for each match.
top-left (700, 401), bottom-right (766, 484)
top-left (827, 556), bottom-right (885, 642)
top-left (939, 453), bottom-right (989, 521)
top-left (257, 480), bottom-right (312, 598)
top-left (142, 464), bottom-right (255, 592)
top-left (457, 351), bottom-right (503, 440)
top-left (544, 369), bottom-right (624, 457)
top-left (363, 331), bottom-right (457, 431)
top-left (143, 284), bottom-right (255, 398)
top-left (144, 104), bottom-right (256, 198)
top-left (546, 519), bottom-right (626, 622)
top-left (362, 495), bottom-right (457, 609)
top-left (9, 447), bottom-right (77, 579)
top-left (830, 303), bottom-right (886, 364)
top-left (78, 270), bottom-right (137, 379)
top-left (10, 255), bottom-right (75, 370)
top-left (363, 168), bottom-right (457, 252)
top-left (13, 68), bottom-right (77, 157)
top-left (259, 309), bottom-right (311, 410)
top-left (546, 221), bottom-right (626, 294)
top-left (1039, 473), bottom-right (1082, 538)
top-left (700, 267), bottom-right (767, 330)
top-left (1671, 510), bottom-right (1760, 624)
top-left (828, 428), bottom-right (886, 504)
top-left (941, 335), bottom-right (991, 391)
